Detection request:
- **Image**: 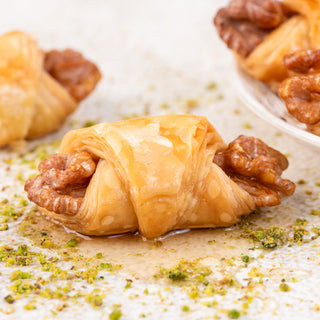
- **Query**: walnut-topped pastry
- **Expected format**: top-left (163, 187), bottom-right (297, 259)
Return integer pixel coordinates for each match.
top-left (24, 115), bottom-right (295, 239)
top-left (0, 31), bottom-right (101, 146)
top-left (214, 0), bottom-right (320, 136)
top-left (214, 0), bottom-right (320, 88)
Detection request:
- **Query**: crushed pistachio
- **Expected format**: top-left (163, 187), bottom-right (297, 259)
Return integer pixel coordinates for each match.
top-left (109, 308), bottom-right (122, 320)
top-left (227, 309), bottom-right (241, 319)
top-left (187, 286), bottom-right (200, 300)
top-left (295, 219), bottom-right (308, 226)
top-left (84, 120), bottom-right (97, 127)
top-left (124, 279), bottom-right (133, 289)
top-left (10, 270), bottom-right (32, 281)
top-left (182, 305), bottom-right (190, 312)
top-left (121, 113), bottom-right (144, 120)
top-left (168, 269), bottom-right (187, 281)
top-left (0, 245), bottom-right (33, 266)
top-left (243, 122), bottom-right (252, 129)
top-left (206, 82), bottom-right (217, 90)
top-left (100, 262), bottom-right (122, 272)
top-left (4, 295), bottom-right (15, 304)
top-left (66, 238), bottom-right (77, 247)
top-left (186, 99), bottom-right (199, 109)
top-left (0, 223), bottom-right (8, 231)
top-left (24, 302), bottom-right (37, 310)
top-left (0, 197), bottom-right (27, 222)
top-left (217, 93), bottom-right (224, 100)
top-left (279, 283), bottom-right (291, 292)
top-left (291, 227), bottom-right (309, 246)
top-left (40, 237), bottom-right (54, 249)
top-left (247, 226), bottom-right (286, 249)
top-left (241, 255), bottom-right (250, 263)
top-left (85, 290), bottom-right (104, 308)
top-left (155, 260), bottom-right (212, 284)
top-left (160, 103), bottom-right (170, 110)
top-left (203, 285), bottom-right (215, 297)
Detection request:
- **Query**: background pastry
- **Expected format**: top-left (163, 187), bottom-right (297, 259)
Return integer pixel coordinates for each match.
top-left (214, 0), bottom-right (320, 89)
top-left (214, 0), bottom-right (320, 135)
top-left (25, 115), bottom-right (295, 239)
top-left (0, 31), bottom-right (101, 147)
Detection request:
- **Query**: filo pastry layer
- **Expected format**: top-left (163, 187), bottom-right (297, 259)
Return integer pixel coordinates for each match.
top-left (237, 0), bottom-right (320, 89)
top-left (0, 31), bottom-right (77, 146)
top-left (39, 115), bottom-right (255, 238)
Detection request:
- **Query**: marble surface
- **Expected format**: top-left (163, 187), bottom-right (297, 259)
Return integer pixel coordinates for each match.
top-left (0, 0), bottom-right (320, 319)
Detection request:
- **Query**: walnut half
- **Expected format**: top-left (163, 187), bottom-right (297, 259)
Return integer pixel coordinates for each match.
top-left (24, 151), bottom-right (97, 215)
top-left (214, 0), bottom-right (286, 58)
top-left (279, 50), bottom-right (320, 129)
top-left (214, 135), bottom-right (295, 207)
top-left (44, 49), bottom-right (102, 102)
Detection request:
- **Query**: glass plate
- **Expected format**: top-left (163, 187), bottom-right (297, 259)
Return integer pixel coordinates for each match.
top-left (233, 64), bottom-right (320, 148)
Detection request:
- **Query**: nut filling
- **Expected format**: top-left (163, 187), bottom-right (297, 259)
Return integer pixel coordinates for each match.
top-left (214, 135), bottom-right (295, 207)
top-left (279, 50), bottom-right (320, 132)
top-left (24, 151), bottom-right (97, 215)
top-left (214, 0), bottom-right (288, 58)
top-left (44, 49), bottom-right (102, 102)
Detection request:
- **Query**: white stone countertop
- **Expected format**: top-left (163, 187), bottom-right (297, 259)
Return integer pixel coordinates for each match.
top-left (0, 0), bottom-right (320, 319)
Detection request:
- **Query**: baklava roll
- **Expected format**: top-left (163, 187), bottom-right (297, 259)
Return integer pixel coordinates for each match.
top-left (25, 115), bottom-right (295, 238)
top-left (0, 31), bottom-right (101, 146)
top-left (214, 0), bottom-right (320, 90)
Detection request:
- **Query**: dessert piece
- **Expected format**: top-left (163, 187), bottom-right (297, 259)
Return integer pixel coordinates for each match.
top-left (214, 0), bottom-right (320, 136)
top-left (214, 0), bottom-right (320, 89)
top-left (24, 115), bottom-right (295, 239)
top-left (0, 31), bottom-right (101, 146)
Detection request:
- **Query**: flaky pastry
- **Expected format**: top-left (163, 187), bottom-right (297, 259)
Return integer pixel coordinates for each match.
top-left (215, 0), bottom-right (320, 89)
top-left (0, 31), bottom-right (101, 147)
top-left (24, 115), bottom-right (295, 239)
top-left (214, 0), bottom-right (320, 136)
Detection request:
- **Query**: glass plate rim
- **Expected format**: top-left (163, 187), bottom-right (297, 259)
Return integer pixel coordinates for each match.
top-left (232, 62), bottom-right (320, 148)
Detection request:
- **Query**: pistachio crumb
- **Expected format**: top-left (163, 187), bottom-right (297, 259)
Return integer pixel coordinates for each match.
top-left (279, 283), bottom-right (291, 292)
top-left (241, 255), bottom-right (250, 263)
top-left (66, 238), bottom-right (77, 247)
top-left (109, 308), bottom-right (122, 320)
top-left (227, 309), bottom-right (241, 319)
top-left (182, 305), bottom-right (190, 312)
